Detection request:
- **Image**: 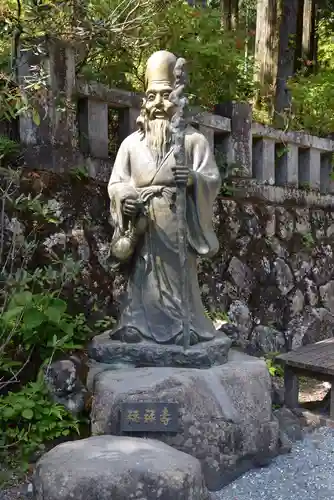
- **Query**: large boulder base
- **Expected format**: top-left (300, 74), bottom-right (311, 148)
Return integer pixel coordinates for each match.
top-left (32, 435), bottom-right (209, 500)
top-left (91, 351), bottom-right (279, 491)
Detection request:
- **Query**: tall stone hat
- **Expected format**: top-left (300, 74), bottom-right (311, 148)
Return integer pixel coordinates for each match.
top-left (145, 50), bottom-right (177, 90)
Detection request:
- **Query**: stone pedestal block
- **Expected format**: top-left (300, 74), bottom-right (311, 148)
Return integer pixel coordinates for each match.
top-left (33, 436), bottom-right (209, 500)
top-left (90, 351), bottom-right (280, 491)
top-left (88, 330), bottom-right (231, 369)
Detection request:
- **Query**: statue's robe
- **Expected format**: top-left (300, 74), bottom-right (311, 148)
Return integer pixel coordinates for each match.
top-left (108, 126), bottom-right (221, 343)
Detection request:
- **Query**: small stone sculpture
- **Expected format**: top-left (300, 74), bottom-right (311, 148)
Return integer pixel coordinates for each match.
top-left (43, 357), bottom-right (87, 416)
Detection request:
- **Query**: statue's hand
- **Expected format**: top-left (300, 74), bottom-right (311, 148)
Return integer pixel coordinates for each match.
top-left (172, 166), bottom-right (193, 187)
top-left (140, 186), bottom-right (162, 203)
top-left (122, 196), bottom-right (140, 217)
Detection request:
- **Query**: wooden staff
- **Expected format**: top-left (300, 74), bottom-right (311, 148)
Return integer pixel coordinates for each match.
top-left (169, 58), bottom-right (190, 351)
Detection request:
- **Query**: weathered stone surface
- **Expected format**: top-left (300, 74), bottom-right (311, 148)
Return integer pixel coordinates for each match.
top-left (268, 237), bottom-right (287, 258)
top-left (311, 209), bottom-right (326, 239)
top-left (275, 207), bottom-right (294, 240)
top-left (223, 200), bottom-right (240, 239)
top-left (312, 245), bottom-right (334, 286)
top-left (285, 307), bottom-right (334, 350)
top-left (88, 330), bottom-right (231, 369)
top-left (319, 280), bottom-right (334, 313)
top-left (295, 208), bottom-right (310, 234)
top-left (273, 407), bottom-right (303, 441)
top-left (234, 235), bottom-right (251, 257)
top-left (304, 278), bottom-right (318, 306)
top-left (249, 325), bottom-right (286, 355)
top-left (250, 286), bottom-right (288, 330)
top-left (226, 257), bottom-right (253, 299)
top-left (265, 206), bottom-right (276, 237)
top-left (274, 258), bottom-right (294, 295)
top-left (288, 288), bottom-right (304, 316)
top-left (242, 204), bottom-right (261, 238)
top-left (290, 253), bottom-right (313, 281)
top-left (91, 351), bottom-right (279, 491)
top-left (33, 436), bottom-right (209, 500)
top-left (218, 323), bottom-right (244, 348)
top-left (228, 300), bottom-right (252, 348)
top-left (259, 256), bottom-right (271, 282)
top-left (271, 378), bottom-right (285, 407)
top-left (43, 358), bottom-right (87, 416)
top-left (327, 213), bottom-right (334, 238)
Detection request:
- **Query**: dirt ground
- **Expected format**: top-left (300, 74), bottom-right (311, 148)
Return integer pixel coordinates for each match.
top-left (299, 378), bottom-right (331, 403)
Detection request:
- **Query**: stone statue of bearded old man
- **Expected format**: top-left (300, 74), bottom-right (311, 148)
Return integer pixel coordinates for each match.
top-left (108, 50), bottom-right (221, 346)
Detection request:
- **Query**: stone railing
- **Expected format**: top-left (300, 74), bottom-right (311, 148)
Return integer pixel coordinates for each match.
top-left (4, 37), bottom-right (334, 195)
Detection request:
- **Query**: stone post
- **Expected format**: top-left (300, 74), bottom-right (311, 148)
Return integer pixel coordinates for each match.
top-left (214, 101), bottom-right (252, 177)
top-left (78, 98), bottom-right (109, 159)
top-left (320, 152), bottom-right (334, 195)
top-left (298, 147), bottom-right (321, 191)
top-left (252, 138), bottom-right (276, 184)
top-left (17, 37), bottom-right (78, 172)
top-left (275, 144), bottom-right (299, 187)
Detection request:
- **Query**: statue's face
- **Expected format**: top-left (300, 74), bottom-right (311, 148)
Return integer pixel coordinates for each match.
top-left (145, 84), bottom-right (176, 120)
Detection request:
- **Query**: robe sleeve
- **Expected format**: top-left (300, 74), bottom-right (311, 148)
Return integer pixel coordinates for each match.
top-left (186, 131), bottom-right (221, 257)
top-left (107, 137), bottom-right (138, 233)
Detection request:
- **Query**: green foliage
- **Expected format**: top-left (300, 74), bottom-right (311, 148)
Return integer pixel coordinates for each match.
top-left (0, 375), bottom-right (80, 464)
top-left (69, 165), bottom-right (89, 181)
top-left (301, 232), bottom-right (315, 250)
top-left (81, 1), bottom-right (257, 107)
top-left (0, 135), bottom-right (19, 164)
top-left (287, 15), bottom-right (334, 136)
top-left (265, 354), bottom-right (284, 378)
top-left (0, 77), bottom-right (30, 122)
top-left (288, 69), bottom-right (334, 136)
top-left (0, 166), bottom-right (93, 463)
top-left (1, 291), bottom-right (89, 362)
top-left (214, 148), bottom-right (245, 196)
top-left (204, 307), bottom-right (229, 323)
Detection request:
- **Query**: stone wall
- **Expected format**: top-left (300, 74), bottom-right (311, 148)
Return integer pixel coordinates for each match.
top-left (202, 194), bottom-right (334, 355)
top-left (4, 169), bottom-right (334, 356)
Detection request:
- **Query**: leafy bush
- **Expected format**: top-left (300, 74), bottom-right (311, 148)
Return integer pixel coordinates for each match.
top-left (0, 136), bottom-right (20, 165)
top-left (0, 375), bottom-right (80, 464)
top-left (0, 163), bottom-right (92, 462)
top-left (265, 354), bottom-right (284, 378)
top-left (288, 69), bottom-right (334, 136)
top-left (0, 291), bottom-right (90, 384)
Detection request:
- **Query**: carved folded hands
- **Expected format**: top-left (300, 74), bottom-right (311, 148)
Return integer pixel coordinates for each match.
top-left (122, 187), bottom-right (163, 216)
top-left (121, 168), bottom-right (194, 216)
top-left (140, 186), bottom-right (163, 202)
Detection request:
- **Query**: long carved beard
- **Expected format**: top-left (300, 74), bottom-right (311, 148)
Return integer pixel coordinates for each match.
top-left (145, 118), bottom-right (172, 162)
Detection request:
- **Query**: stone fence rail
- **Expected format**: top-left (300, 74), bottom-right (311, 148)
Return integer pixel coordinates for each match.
top-left (76, 79), bottom-right (334, 194)
top-left (2, 37), bottom-right (334, 195)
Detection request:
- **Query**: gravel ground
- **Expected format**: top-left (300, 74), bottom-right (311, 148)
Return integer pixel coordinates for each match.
top-left (2, 427), bottom-right (334, 499)
top-left (211, 426), bottom-right (334, 500)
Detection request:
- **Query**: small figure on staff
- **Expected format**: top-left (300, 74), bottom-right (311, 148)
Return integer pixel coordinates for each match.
top-left (108, 50), bottom-right (221, 346)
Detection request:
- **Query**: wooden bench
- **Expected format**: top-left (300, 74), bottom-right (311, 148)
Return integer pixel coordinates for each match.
top-left (276, 338), bottom-right (334, 418)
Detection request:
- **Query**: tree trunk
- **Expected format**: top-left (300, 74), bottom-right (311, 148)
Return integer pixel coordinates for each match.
top-left (231, 0), bottom-right (239, 28)
top-left (254, 0), bottom-right (281, 90)
top-left (294, 0), bottom-right (305, 72)
top-left (274, 0), bottom-right (299, 121)
top-left (302, 0), bottom-right (318, 67)
top-left (254, 0), bottom-right (299, 125)
top-left (221, 0), bottom-right (239, 29)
